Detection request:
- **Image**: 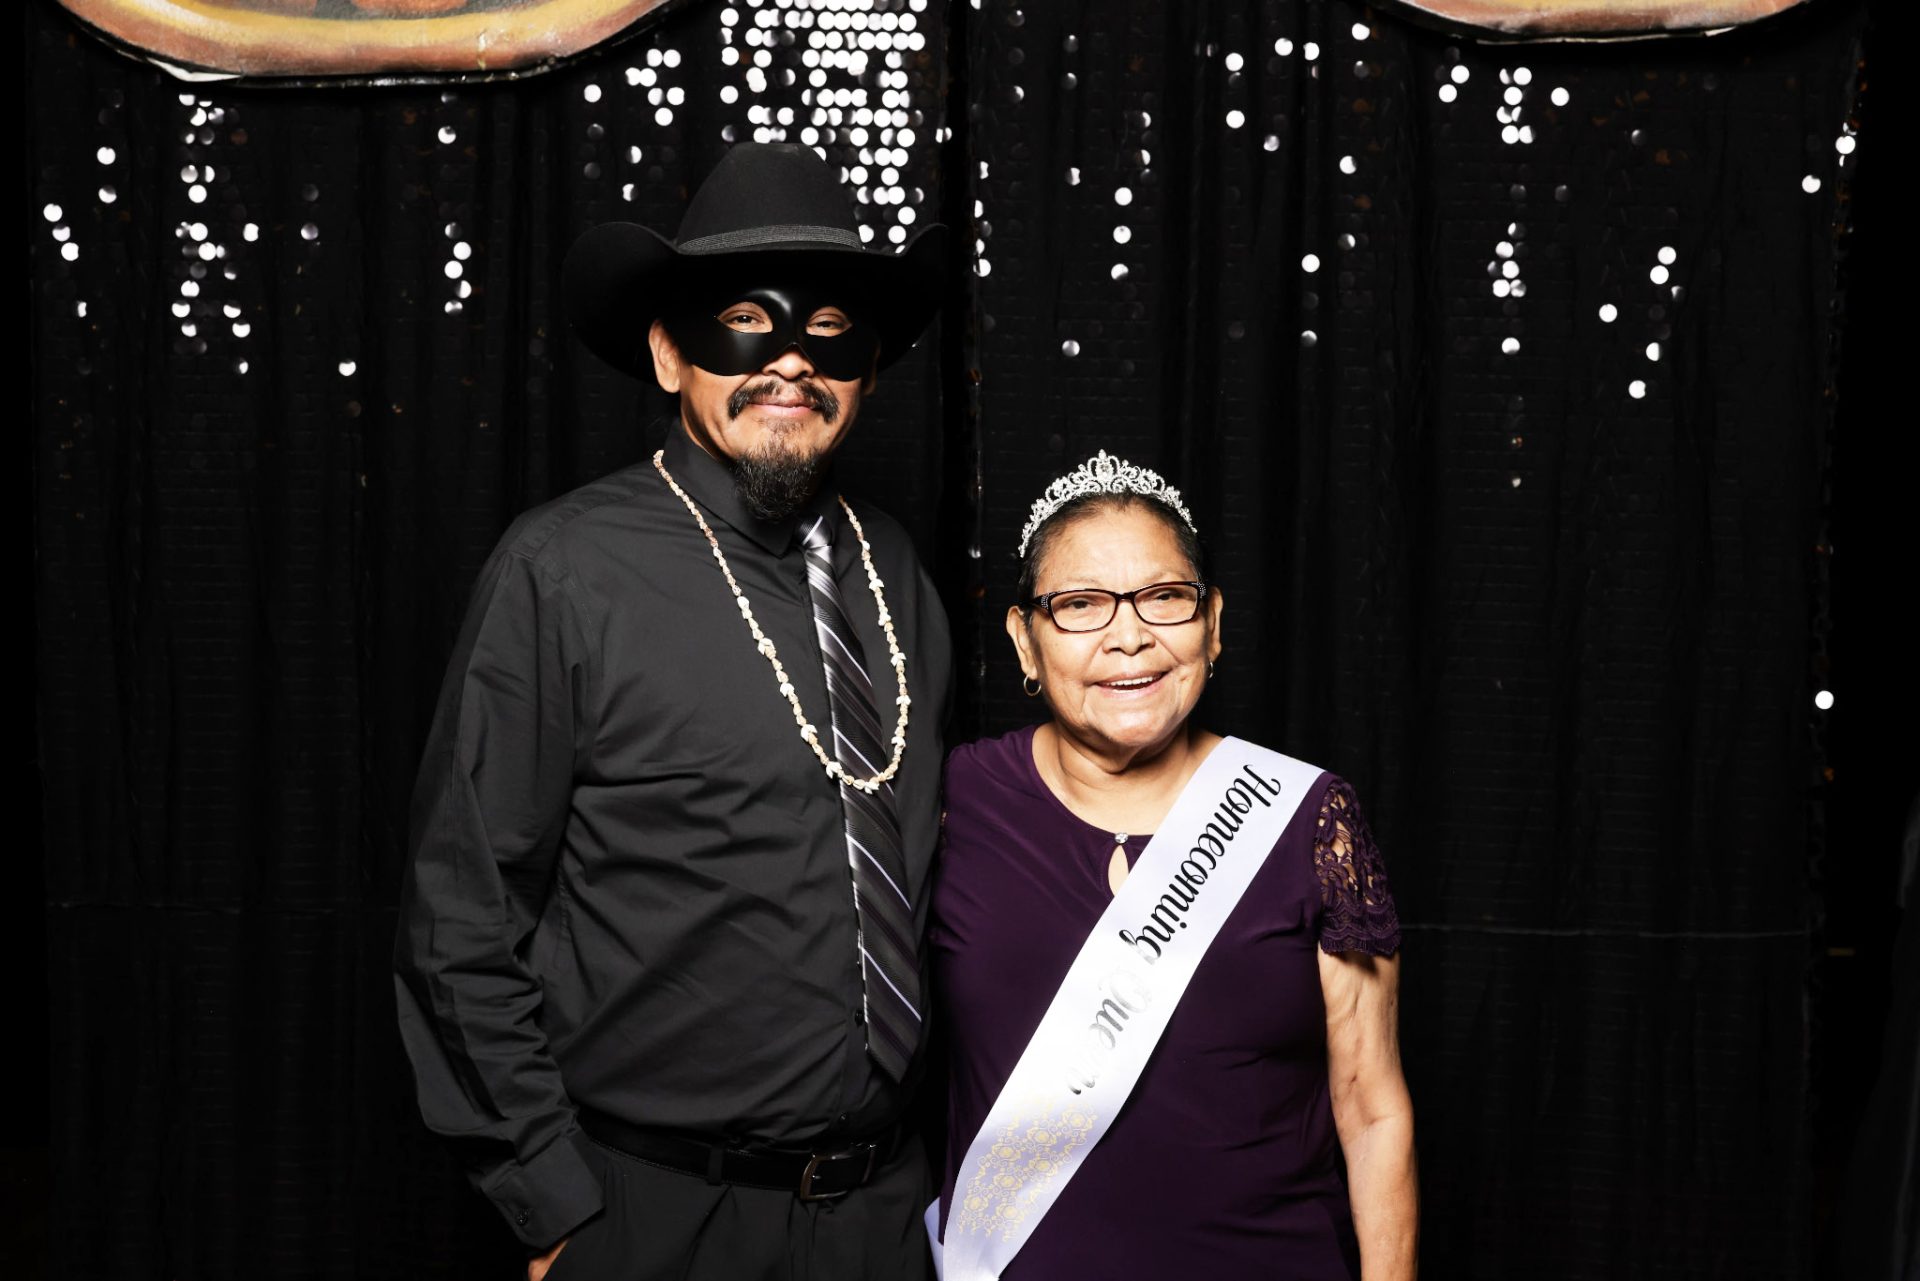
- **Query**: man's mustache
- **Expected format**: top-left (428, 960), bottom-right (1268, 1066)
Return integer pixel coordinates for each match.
top-left (727, 377), bottom-right (841, 424)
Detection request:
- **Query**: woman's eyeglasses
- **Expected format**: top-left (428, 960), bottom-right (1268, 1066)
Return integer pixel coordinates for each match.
top-left (1026, 581), bottom-right (1208, 633)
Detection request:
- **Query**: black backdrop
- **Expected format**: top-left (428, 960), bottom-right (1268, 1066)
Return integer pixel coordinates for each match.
top-left (28, 0), bottom-right (1875, 1275)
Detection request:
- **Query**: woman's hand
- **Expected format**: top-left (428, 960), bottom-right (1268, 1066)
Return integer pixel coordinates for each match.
top-left (527, 1237), bottom-right (568, 1281)
top-left (1321, 944), bottom-right (1418, 1281)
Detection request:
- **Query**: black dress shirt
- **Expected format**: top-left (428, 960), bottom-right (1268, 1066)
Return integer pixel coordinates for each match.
top-left (394, 427), bottom-right (951, 1249)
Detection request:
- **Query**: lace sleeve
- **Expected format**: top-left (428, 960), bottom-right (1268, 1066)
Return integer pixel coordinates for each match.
top-left (1314, 779), bottom-right (1402, 957)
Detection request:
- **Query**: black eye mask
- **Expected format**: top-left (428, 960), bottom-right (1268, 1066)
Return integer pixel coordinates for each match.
top-left (669, 283), bottom-right (880, 383)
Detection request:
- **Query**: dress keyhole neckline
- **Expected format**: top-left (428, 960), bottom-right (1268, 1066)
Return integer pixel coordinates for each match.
top-left (1107, 833), bottom-right (1131, 895)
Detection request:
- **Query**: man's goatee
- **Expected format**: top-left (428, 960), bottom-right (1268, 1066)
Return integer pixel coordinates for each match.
top-left (726, 377), bottom-right (840, 521)
top-left (732, 449), bottom-right (827, 522)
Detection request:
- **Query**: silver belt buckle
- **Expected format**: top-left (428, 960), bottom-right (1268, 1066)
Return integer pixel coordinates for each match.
top-left (796, 1143), bottom-right (878, 1202)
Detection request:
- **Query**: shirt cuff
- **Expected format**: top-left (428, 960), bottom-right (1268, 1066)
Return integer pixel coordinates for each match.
top-left (483, 1130), bottom-right (605, 1250)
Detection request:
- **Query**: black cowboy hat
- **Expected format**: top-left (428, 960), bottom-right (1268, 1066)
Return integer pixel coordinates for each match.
top-left (562, 143), bottom-right (948, 380)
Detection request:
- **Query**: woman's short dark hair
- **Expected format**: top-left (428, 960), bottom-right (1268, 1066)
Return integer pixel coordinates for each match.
top-left (1016, 493), bottom-right (1207, 607)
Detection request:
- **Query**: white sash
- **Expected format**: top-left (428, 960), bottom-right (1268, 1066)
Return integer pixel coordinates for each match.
top-left (929, 738), bottom-right (1322, 1281)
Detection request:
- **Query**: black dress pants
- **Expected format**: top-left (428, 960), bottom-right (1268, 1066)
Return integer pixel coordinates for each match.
top-left (541, 1132), bottom-right (936, 1281)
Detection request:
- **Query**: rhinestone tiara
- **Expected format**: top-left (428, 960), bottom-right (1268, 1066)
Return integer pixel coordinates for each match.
top-left (1017, 449), bottom-right (1197, 558)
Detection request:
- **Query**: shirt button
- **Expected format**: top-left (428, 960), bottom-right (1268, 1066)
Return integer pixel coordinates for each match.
top-left (516, 1212), bottom-right (529, 1226)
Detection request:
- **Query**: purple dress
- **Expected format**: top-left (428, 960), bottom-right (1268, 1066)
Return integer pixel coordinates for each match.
top-left (930, 726), bottom-right (1401, 1280)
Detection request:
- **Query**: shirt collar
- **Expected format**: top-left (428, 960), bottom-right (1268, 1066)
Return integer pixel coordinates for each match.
top-left (659, 422), bottom-right (840, 557)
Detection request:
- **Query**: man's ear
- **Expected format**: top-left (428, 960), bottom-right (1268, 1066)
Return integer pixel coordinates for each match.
top-left (648, 319), bottom-right (683, 394)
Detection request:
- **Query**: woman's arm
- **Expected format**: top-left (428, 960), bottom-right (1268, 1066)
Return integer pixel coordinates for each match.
top-left (1321, 944), bottom-right (1418, 1281)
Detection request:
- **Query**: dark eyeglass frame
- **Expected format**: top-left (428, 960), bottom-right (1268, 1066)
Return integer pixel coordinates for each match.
top-left (1025, 581), bottom-right (1210, 633)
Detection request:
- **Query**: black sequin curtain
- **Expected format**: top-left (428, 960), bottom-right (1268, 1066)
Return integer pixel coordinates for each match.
top-left (957, 3), bottom-right (1862, 1276)
top-left (30, 0), bottom-right (1868, 1275)
top-left (29, 0), bottom-right (954, 1274)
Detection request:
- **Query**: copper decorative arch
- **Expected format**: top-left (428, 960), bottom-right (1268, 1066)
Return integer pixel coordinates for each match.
top-left (1377, 0), bottom-right (1807, 38)
top-left (59, 0), bottom-right (681, 83)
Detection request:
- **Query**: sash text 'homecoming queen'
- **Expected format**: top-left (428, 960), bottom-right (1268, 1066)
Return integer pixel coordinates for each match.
top-left (1067, 764), bottom-right (1285, 1096)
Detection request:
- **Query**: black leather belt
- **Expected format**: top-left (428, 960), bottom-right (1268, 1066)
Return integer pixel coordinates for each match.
top-left (576, 1107), bottom-right (900, 1202)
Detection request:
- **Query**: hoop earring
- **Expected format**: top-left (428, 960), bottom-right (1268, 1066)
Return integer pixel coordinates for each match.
top-left (1207, 660), bottom-right (1216, 677)
top-left (1022, 676), bottom-right (1043, 698)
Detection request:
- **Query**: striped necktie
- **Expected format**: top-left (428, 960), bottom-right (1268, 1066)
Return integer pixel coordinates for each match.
top-left (799, 512), bottom-right (921, 1081)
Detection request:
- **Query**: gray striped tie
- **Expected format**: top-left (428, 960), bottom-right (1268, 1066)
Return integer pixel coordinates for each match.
top-left (799, 513), bottom-right (921, 1080)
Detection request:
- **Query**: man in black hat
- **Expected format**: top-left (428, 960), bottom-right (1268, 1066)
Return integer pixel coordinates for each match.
top-left (395, 143), bottom-right (949, 1280)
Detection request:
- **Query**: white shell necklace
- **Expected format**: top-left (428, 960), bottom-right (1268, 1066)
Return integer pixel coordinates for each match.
top-left (652, 449), bottom-right (910, 794)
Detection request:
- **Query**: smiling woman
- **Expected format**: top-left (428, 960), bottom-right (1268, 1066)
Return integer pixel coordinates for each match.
top-left (927, 452), bottom-right (1418, 1281)
top-left (1009, 501), bottom-right (1221, 779)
